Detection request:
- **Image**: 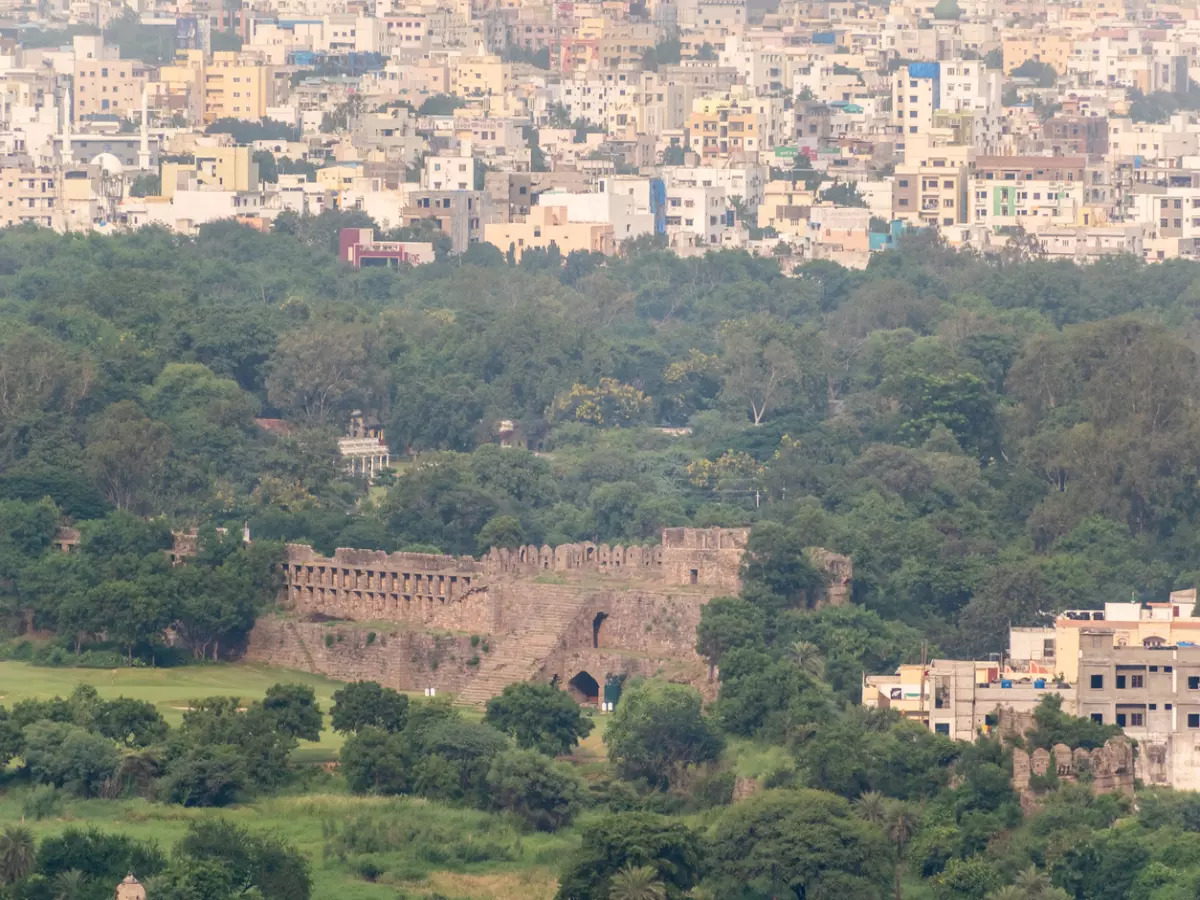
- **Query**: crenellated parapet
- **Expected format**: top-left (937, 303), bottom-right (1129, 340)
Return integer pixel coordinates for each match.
top-left (482, 541), bottom-right (664, 577)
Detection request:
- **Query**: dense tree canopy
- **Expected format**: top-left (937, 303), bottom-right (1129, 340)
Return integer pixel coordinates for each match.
top-left (5, 221), bottom-right (1200, 659)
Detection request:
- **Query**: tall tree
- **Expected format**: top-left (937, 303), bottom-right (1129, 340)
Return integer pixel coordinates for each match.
top-left (83, 402), bottom-right (172, 512)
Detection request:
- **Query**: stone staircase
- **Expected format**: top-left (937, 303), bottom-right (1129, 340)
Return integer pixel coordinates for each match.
top-left (457, 590), bottom-right (589, 705)
top-left (285, 619), bottom-right (318, 671)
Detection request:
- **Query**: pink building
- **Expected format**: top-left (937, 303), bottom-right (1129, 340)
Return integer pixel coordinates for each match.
top-left (339, 228), bottom-right (436, 267)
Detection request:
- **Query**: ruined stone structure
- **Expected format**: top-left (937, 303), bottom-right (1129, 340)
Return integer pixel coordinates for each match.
top-left (1011, 737), bottom-right (1135, 812)
top-left (246, 527), bottom-right (853, 704)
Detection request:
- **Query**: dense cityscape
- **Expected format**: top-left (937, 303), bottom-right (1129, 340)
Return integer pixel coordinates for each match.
top-left (0, 0), bottom-right (1198, 261)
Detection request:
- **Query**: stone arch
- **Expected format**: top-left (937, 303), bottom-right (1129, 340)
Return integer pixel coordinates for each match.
top-left (585, 544), bottom-right (596, 564)
top-left (592, 611), bottom-right (609, 649)
top-left (568, 670), bottom-right (600, 703)
top-left (519, 546), bottom-right (528, 564)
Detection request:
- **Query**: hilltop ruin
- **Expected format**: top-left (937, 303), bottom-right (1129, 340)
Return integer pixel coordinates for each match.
top-left (245, 527), bottom-right (853, 704)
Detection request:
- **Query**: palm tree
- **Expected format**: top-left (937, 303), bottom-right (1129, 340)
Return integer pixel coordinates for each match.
top-left (608, 864), bottom-right (667, 900)
top-left (1014, 866), bottom-right (1052, 896)
top-left (788, 640), bottom-right (825, 679)
top-left (853, 790), bottom-right (887, 825)
top-left (51, 869), bottom-right (86, 900)
top-left (985, 888), bottom-right (1028, 900)
top-left (0, 826), bottom-right (36, 886)
top-left (884, 800), bottom-right (919, 900)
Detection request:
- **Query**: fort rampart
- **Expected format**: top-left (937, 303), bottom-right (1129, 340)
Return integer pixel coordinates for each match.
top-left (241, 527), bottom-right (851, 703)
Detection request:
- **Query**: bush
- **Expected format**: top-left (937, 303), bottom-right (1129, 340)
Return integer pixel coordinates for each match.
top-left (157, 744), bottom-right (249, 806)
top-left (23, 721), bottom-right (119, 797)
top-left (22, 785), bottom-right (65, 820)
top-left (691, 769), bottom-right (736, 809)
top-left (487, 749), bottom-right (584, 831)
top-left (484, 682), bottom-right (594, 756)
top-left (603, 680), bottom-right (722, 788)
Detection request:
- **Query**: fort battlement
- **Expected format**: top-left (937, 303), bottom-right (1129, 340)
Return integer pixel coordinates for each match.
top-left (250, 526), bottom-right (851, 703)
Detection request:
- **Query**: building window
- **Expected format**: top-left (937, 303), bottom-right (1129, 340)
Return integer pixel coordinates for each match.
top-left (1116, 675), bottom-right (1126, 689)
top-left (1131, 675), bottom-right (1144, 688)
top-left (1116, 713), bottom-right (1126, 726)
top-left (1091, 713), bottom-right (1103, 723)
top-left (934, 723), bottom-right (949, 735)
top-left (1165, 666), bottom-right (1173, 673)
top-left (1189, 713), bottom-right (1200, 728)
top-left (1188, 676), bottom-right (1200, 689)
top-left (1166, 703), bottom-right (1173, 710)
top-left (1090, 675), bottom-right (1104, 689)
top-left (1130, 713), bottom-right (1144, 727)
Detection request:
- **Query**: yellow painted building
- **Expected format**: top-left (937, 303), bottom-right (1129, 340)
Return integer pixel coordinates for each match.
top-left (204, 52), bottom-right (273, 123)
top-left (1003, 32), bottom-right (1073, 75)
top-left (451, 56), bottom-right (512, 99)
top-left (160, 146), bottom-right (259, 199)
top-left (1054, 591), bottom-right (1200, 683)
top-left (561, 18), bottom-right (657, 72)
top-left (314, 162), bottom-right (363, 194)
top-left (684, 96), bottom-right (762, 160)
top-left (159, 50), bottom-right (274, 125)
top-left (157, 51), bottom-right (205, 124)
top-left (484, 205), bottom-right (615, 260)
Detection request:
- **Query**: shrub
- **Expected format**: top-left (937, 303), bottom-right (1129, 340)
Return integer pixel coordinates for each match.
top-left (23, 721), bottom-right (119, 797)
top-left (22, 785), bottom-right (65, 820)
top-left (487, 749), bottom-right (584, 831)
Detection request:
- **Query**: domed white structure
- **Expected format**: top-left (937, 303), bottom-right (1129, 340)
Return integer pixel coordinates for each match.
top-left (89, 152), bottom-right (124, 176)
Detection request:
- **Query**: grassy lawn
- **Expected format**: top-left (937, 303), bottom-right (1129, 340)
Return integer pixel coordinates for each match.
top-left (0, 787), bottom-right (577, 899)
top-left (0, 660), bottom-right (356, 762)
top-left (0, 661), bottom-right (610, 898)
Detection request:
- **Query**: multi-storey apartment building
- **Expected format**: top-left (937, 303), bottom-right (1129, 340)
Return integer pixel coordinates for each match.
top-left (1077, 630), bottom-right (1200, 790)
top-left (73, 36), bottom-right (147, 121)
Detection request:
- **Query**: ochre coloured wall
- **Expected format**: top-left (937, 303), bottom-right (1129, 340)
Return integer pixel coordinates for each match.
top-left (244, 618), bottom-right (479, 695)
top-left (247, 528), bottom-right (853, 703)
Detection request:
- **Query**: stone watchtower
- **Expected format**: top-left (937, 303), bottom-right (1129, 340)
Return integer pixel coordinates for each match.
top-left (115, 873), bottom-right (146, 900)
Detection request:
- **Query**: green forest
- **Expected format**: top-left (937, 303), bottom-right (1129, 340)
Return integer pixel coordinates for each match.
top-left (3, 217), bottom-right (1200, 655)
top-left (6, 218), bottom-right (1200, 898)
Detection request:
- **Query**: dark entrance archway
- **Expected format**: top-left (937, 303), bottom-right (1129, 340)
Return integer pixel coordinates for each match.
top-left (592, 612), bottom-right (609, 649)
top-left (568, 671), bottom-right (600, 703)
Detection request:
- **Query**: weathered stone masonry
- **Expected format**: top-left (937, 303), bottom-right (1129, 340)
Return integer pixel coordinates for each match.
top-left (245, 527), bottom-right (854, 704)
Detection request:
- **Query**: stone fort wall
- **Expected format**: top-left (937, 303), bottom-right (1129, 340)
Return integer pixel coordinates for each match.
top-left (1011, 738), bottom-right (1135, 812)
top-left (243, 618), bottom-right (477, 695)
top-left (249, 527), bottom-right (852, 702)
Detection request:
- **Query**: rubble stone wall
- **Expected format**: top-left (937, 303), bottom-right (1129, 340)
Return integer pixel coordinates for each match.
top-left (244, 618), bottom-right (477, 695)
top-left (245, 527), bottom-right (853, 701)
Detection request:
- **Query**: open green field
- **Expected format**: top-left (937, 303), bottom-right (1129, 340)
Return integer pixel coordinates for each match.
top-left (0, 660), bottom-right (597, 898)
top-left (0, 660), bottom-right (360, 762)
top-left (0, 786), bottom-right (576, 899)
